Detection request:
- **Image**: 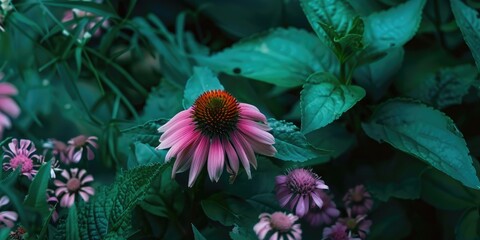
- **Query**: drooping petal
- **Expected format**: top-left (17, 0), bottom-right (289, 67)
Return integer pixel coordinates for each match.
top-left (0, 97), bottom-right (20, 118)
top-left (187, 136), bottom-right (210, 187)
top-left (207, 137), bottom-right (225, 182)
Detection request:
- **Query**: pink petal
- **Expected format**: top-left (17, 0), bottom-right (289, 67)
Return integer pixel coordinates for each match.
top-left (86, 147), bottom-right (95, 160)
top-left (55, 187), bottom-right (68, 197)
top-left (311, 192), bottom-right (324, 208)
top-left (67, 194), bottom-right (75, 207)
top-left (0, 83), bottom-right (18, 95)
top-left (80, 186), bottom-right (95, 195)
top-left (0, 113), bottom-right (11, 128)
top-left (81, 175), bottom-right (94, 184)
top-left (0, 196), bottom-right (9, 207)
top-left (0, 211), bottom-right (17, 221)
top-left (229, 132), bottom-right (251, 178)
top-left (78, 191), bottom-right (90, 202)
top-left (171, 141), bottom-right (196, 176)
top-left (296, 196), bottom-right (307, 217)
top-left (157, 109), bottom-right (192, 133)
top-left (239, 103), bottom-right (266, 122)
top-left (188, 136), bottom-right (210, 187)
top-left (234, 132), bottom-right (257, 169)
top-left (157, 125), bottom-right (196, 149)
top-left (207, 137), bottom-right (225, 182)
top-left (60, 195), bottom-right (70, 207)
top-left (223, 138), bottom-right (239, 175)
top-left (54, 180), bottom-right (66, 187)
top-left (0, 98), bottom-right (20, 118)
top-left (237, 119), bottom-right (274, 144)
top-left (275, 175), bottom-right (288, 185)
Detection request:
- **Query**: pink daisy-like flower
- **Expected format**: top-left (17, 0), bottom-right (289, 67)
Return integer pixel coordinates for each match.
top-left (156, 90), bottom-right (276, 187)
top-left (253, 212), bottom-right (302, 240)
top-left (0, 75), bottom-right (20, 139)
top-left (54, 168), bottom-right (95, 208)
top-left (61, 8), bottom-right (109, 40)
top-left (3, 139), bottom-right (41, 180)
top-left (343, 185), bottom-right (373, 216)
top-left (338, 210), bottom-right (372, 240)
top-left (304, 191), bottom-right (340, 226)
top-left (322, 222), bottom-right (360, 240)
top-left (275, 168), bottom-right (329, 217)
top-left (0, 196), bottom-right (18, 228)
top-left (65, 135), bottom-right (98, 164)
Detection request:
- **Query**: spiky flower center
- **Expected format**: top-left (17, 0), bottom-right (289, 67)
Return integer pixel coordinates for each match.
top-left (287, 169), bottom-right (318, 195)
top-left (351, 191), bottom-right (364, 202)
top-left (270, 212), bottom-right (293, 232)
top-left (10, 155), bottom-right (33, 173)
top-left (192, 90), bottom-right (239, 137)
top-left (346, 218), bottom-right (357, 230)
top-left (66, 178), bottom-right (81, 192)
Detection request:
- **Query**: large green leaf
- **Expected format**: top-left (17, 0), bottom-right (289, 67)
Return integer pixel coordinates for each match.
top-left (451, 0), bottom-right (480, 71)
top-left (127, 142), bottom-right (167, 169)
top-left (140, 80), bottom-right (183, 121)
top-left (406, 64), bottom-right (477, 109)
top-left (301, 72), bottom-right (365, 134)
top-left (268, 118), bottom-right (329, 162)
top-left (197, 28), bottom-right (338, 87)
top-left (121, 118), bottom-right (168, 146)
top-left (24, 161), bottom-right (51, 217)
top-left (183, 67), bottom-right (224, 108)
top-left (66, 204), bottom-right (80, 240)
top-left (201, 193), bottom-right (256, 227)
top-left (192, 224), bottom-right (207, 240)
top-left (363, 99), bottom-right (480, 189)
top-left (363, 0), bottom-right (426, 52)
top-left (77, 164), bottom-right (167, 239)
top-left (456, 208), bottom-right (480, 240)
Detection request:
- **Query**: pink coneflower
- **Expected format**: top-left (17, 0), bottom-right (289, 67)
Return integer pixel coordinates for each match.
top-left (253, 212), bottom-right (302, 240)
top-left (343, 185), bottom-right (373, 216)
top-left (304, 191), bottom-right (340, 226)
top-left (0, 196), bottom-right (18, 228)
top-left (0, 75), bottom-right (20, 139)
top-left (322, 222), bottom-right (360, 240)
top-left (65, 135), bottom-right (98, 164)
top-left (156, 90), bottom-right (276, 187)
top-left (61, 8), bottom-right (109, 40)
top-left (275, 168), bottom-right (329, 217)
top-left (3, 139), bottom-right (41, 179)
top-left (338, 210), bottom-right (372, 239)
top-left (54, 168), bottom-right (95, 208)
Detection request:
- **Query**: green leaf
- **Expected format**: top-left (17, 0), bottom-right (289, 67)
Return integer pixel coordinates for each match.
top-left (368, 200), bottom-right (412, 240)
top-left (41, 0), bottom-right (118, 18)
top-left (268, 118), bottom-right (329, 162)
top-left (362, 98), bottom-right (480, 189)
top-left (354, 47), bottom-right (404, 101)
top-left (127, 142), bottom-right (166, 169)
top-left (183, 67), bottom-right (224, 108)
top-left (197, 28), bottom-right (338, 87)
top-left (140, 80), bottom-right (183, 121)
top-left (363, 0), bottom-right (426, 52)
top-left (24, 161), bottom-right (51, 217)
top-left (300, 0), bottom-right (364, 59)
top-left (78, 163), bottom-right (167, 239)
top-left (451, 0), bottom-right (480, 71)
top-left (201, 193), bottom-right (256, 227)
top-left (0, 229), bottom-right (9, 240)
top-left (66, 204), bottom-right (80, 240)
top-left (456, 208), bottom-right (480, 240)
top-left (301, 72), bottom-right (365, 134)
top-left (406, 64), bottom-right (477, 109)
top-left (192, 224), bottom-right (207, 240)
top-left (230, 224), bottom-right (257, 240)
top-left (121, 118), bottom-right (168, 146)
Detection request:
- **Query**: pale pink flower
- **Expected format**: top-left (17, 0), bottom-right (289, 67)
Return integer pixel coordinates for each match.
top-left (156, 90), bottom-right (276, 187)
top-left (0, 76), bottom-right (20, 139)
top-left (0, 196), bottom-right (18, 228)
top-left (304, 191), bottom-right (340, 226)
top-left (338, 209), bottom-right (372, 240)
top-left (322, 222), bottom-right (360, 240)
top-left (275, 168), bottom-right (329, 217)
top-left (343, 185), bottom-right (373, 216)
top-left (65, 135), bottom-right (98, 163)
top-left (61, 8), bottom-right (109, 40)
top-left (253, 212), bottom-right (302, 240)
top-left (3, 139), bottom-right (41, 179)
top-left (44, 139), bottom-right (69, 164)
top-left (54, 168), bottom-right (95, 208)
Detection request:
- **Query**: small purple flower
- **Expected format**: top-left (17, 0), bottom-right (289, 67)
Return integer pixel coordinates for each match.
top-left (0, 196), bottom-right (18, 228)
top-left (66, 135), bottom-right (98, 163)
top-left (322, 222), bottom-right (360, 240)
top-left (343, 185), bottom-right (373, 216)
top-left (3, 139), bottom-right (41, 180)
top-left (253, 212), bottom-right (302, 240)
top-left (304, 191), bottom-right (340, 226)
top-left (275, 168), bottom-right (328, 217)
top-left (338, 210), bottom-right (372, 240)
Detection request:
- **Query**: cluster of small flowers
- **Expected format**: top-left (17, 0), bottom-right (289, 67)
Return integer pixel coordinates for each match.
top-left (0, 136), bottom-right (97, 228)
top-left (254, 168), bottom-right (374, 240)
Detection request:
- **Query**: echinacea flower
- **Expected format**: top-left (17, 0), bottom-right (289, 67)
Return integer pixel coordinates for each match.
top-left (322, 222), bottom-right (360, 240)
top-left (343, 185), bottom-right (373, 216)
top-left (65, 135), bottom-right (98, 164)
top-left (3, 139), bottom-right (41, 180)
top-left (304, 191), bottom-right (340, 226)
top-left (338, 209), bottom-right (372, 240)
top-left (54, 168), bottom-right (95, 208)
top-left (275, 168), bottom-right (329, 217)
top-left (0, 75), bottom-right (20, 139)
top-left (156, 90), bottom-right (276, 187)
top-left (0, 196), bottom-right (18, 228)
top-left (61, 8), bottom-right (109, 41)
top-left (253, 212), bottom-right (302, 240)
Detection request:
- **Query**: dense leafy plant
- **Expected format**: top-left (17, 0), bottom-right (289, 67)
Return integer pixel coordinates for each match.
top-left (0, 0), bottom-right (480, 239)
